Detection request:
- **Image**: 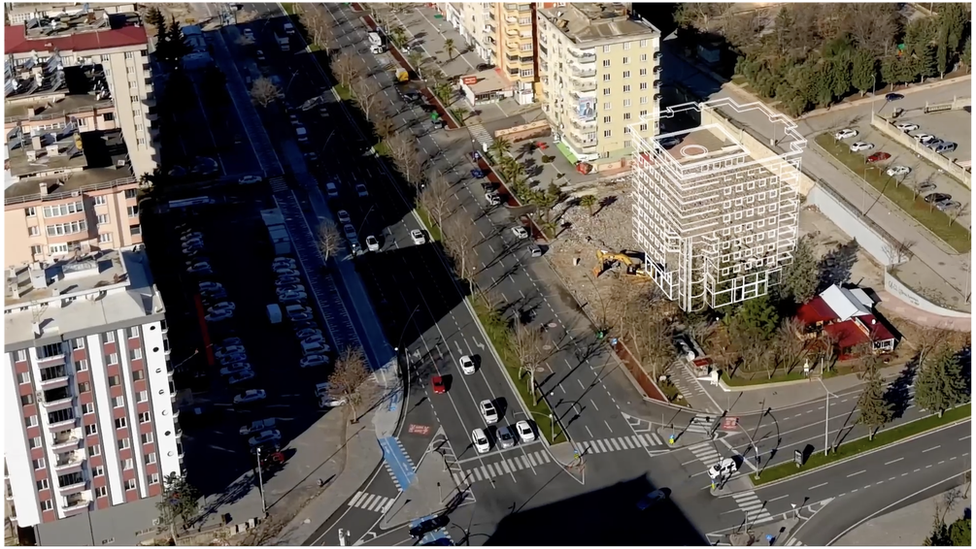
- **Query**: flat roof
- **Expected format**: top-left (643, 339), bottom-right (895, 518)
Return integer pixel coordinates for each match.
top-left (539, 3), bottom-right (659, 44)
top-left (462, 68), bottom-right (512, 94)
top-left (5, 17), bottom-right (147, 56)
top-left (661, 125), bottom-right (743, 165)
top-left (4, 247), bottom-right (164, 348)
top-left (4, 93), bottom-right (114, 122)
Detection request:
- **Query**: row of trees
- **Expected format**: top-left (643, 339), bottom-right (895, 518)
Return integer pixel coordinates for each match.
top-left (678, 3), bottom-right (971, 116)
top-left (145, 7), bottom-right (192, 69)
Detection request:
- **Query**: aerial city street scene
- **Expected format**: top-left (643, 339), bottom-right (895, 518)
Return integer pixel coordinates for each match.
top-left (2, 1), bottom-right (972, 546)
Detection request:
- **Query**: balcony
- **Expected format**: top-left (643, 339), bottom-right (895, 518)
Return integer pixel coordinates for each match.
top-left (58, 473), bottom-right (87, 494)
top-left (568, 48), bottom-right (596, 63)
top-left (53, 451), bottom-right (84, 472)
top-left (654, 93), bottom-right (663, 101)
top-left (571, 118), bottom-right (597, 131)
top-left (506, 40), bottom-right (518, 51)
top-left (61, 493), bottom-right (91, 514)
top-left (47, 410), bottom-right (77, 431)
top-left (505, 16), bottom-right (517, 24)
top-left (570, 67), bottom-right (597, 78)
top-left (519, 56), bottom-right (533, 64)
top-left (653, 50), bottom-right (663, 60)
top-left (653, 79), bottom-right (662, 88)
top-left (36, 349), bottom-right (66, 366)
top-left (571, 90), bottom-right (596, 102)
top-left (654, 65), bottom-right (663, 73)
top-left (572, 79), bottom-right (596, 93)
top-left (506, 28), bottom-right (518, 37)
top-left (172, 404), bottom-right (180, 418)
top-left (39, 365), bottom-right (70, 388)
top-left (41, 387), bottom-right (74, 410)
top-left (503, 3), bottom-right (519, 12)
top-left (50, 431), bottom-right (82, 452)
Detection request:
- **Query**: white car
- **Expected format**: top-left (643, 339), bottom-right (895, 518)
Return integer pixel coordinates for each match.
top-left (707, 457), bottom-right (739, 480)
top-left (214, 345), bottom-right (246, 359)
top-left (248, 429), bottom-right (282, 448)
top-left (485, 192), bottom-right (501, 206)
top-left (301, 335), bottom-right (331, 349)
top-left (205, 310), bottom-right (232, 322)
top-left (833, 128), bottom-right (858, 140)
top-left (274, 267), bottom-right (300, 278)
top-left (278, 291), bottom-right (308, 302)
top-left (337, 210), bottom-right (352, 224)
top-left (472, 428), bottom-right (490, 453)
top-left (227, 369), bottom-right (256, 385)
top-left (480, 399), bottom-right (499, 425)
top-left (511, 226), bottom-right (529, 239)
top-left (239, 175), bottom-right (263, 185)
top-left (277, 284), bottom-right (305, 294)
top-left (302, 342), bottom-right (330, 356)
top-left (276, 275), bottom-right (301, 287)
top-left (886, 165), bottom-right (911, 177)
top-left (300, 354), bottom-right (330, 368)
top-left (218, 353), bottom-right (248, 366)
top-left (914, 133), bottom-right (937, 143)
top-left (459, 355), bottom-right (476, 375)
top-left (207, 302), bottom-right (236, 314)
top-left (273, 256), bottom-right (296, 265)
top-left (272, 260), bottom-right (297, 270)
top-left (234, 389), bottom-right (267, 405)
top-left (325, 182), bottom-right (340, 198)
top-left (199, 281), bottom-right (222, 292)
top-left (201, 288), bottom-right (227, 300)
top-left (515, 420), bottom-right (535, 443)
top-left (342, 224), bottom-right (357, 241)
top-left (181, 232), bottom-right (204, 242)
top-left (355, 183), bottom-right (368, 197)
top-left (895, 123), bottom-right (919, 132)
top-left (849, 142), bottom-right (874, 152)
top-left (296, 327), bottom-right (323, 339)
top-left (220, 362), bottom-right (252, 376)
top-left (239, 418), bottom-right (276, 436)
top-left (365, 235), bottom-right (379, 252)
top-left (256, 49), bottom-right (266, 62)
top-left (187, 262), bottom-right (212, 275)
top-left (410, 229), bottom-right (425, 245)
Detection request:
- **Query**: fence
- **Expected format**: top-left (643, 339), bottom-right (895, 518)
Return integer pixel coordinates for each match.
top-left (871, 111), bottom-right (971, 188)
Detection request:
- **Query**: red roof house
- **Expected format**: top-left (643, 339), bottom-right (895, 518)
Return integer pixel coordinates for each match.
top-left (795, 284), bottom-right (897, 359)
top-left (5, 23), bottom-right (147, 56)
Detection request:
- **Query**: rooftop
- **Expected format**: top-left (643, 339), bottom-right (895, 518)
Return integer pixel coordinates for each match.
top-left (4, 11), bottom-right (147, 56)
top-left (5, 128), bottom-right (133, 203)
top-left (5, 62), bottom-right (112, 121)
top-left (462, 68), bottom-right (513, 94)
top-left (661, 125), bottom-right (742, 165)
top-left (4, 247), bottom-right (165, 348)
top-left (539, 3), bottom-right (659, 44)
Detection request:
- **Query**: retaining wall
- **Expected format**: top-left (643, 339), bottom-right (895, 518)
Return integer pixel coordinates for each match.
top-left (805, 184), bottom-right (904, 267)
top-left (871, 112), bottom-right (971, 188)
top-left (884, 271), bottom-right (972, 318)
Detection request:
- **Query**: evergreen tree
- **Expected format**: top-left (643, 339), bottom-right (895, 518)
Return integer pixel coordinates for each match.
top-left (777, 237), bottom-right (819, 305)
top-left (937, 38), bottom-right (950, 78)
top-left (145, 6), bottom-right (165, 28)
top-left (914, 344), bottom-right (969, 418)
top-left (831, 58), bottom-right (852, 100)
top-left (919, 44), bottom-right (939, 81)
top-left (880, 55), bottom-right (898, 89)
top-left (964, 36), bottom-right (972, 73)
top-left (156, 473), bottom-right (200, 542)
top-left (855, 371), bottom-right (892, 440)
top-left (949, 517), bottom-right (971, 546)
top-left (851, 49), bottom-right (877, 96)
top-left (938, 3), bottom-right (968, 54)
top-left (731, 295), bottom-right (780, 342)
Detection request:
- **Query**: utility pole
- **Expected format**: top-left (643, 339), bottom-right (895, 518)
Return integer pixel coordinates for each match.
top-left (819, 358), bottom-right (834, 456)
top-left (255, 447), bottom-right (267, 515)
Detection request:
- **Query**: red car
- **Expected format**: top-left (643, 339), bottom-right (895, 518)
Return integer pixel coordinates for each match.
top-left (432, 376), bottom-right (446, 394)
top-left (867, 152), bottom-right (891, 163)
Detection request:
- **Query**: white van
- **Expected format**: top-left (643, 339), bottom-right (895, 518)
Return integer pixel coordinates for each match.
top-left (295, 126), bottom-right (308, 143)
top-left (283, 21), bottom-right (295, 35)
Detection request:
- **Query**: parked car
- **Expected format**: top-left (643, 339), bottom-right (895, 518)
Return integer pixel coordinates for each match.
top-left (366, 235), bottom-right (379, 252)
top-left (886, 166), bottom-right (911, 177)
top-left (296, 327), bottom-right (323, 339)
top-left (355, 183), bottom-right (369, 197)
top-left (220, 337), bottom-right (243, 347)
top-left (914, 133), bottom-right (937, 143)
top-left (239, 175), bottom-right (263, 185)
top-left (511, 226), bottom-right (529, 239)
top-left (515, 420), bottom-right (535, 443)
top-left (924, 139), bottom-right (946, 150)
top-left (459, 355), bottom-right (476, 375)
top-left (833, 128), bottom-right (858, 140)
top-left (485, 192), bottom-right (501, 206)
top-left (220, 363), bottom-right (253, 376)
top-left (885, 92), bottom-right (904, 101)
top-left (636, 489), bottom-right (669, 510)
top-left (199, 281), bottom-right (223, 292)
top-left (849, 142), bottom-right (874, 152)
top-left (410, 229), bottom-right (426, 245)
top-left (342, 224), bottom-right (357, 241)
top-left (866, 152), bottom-right (891, 163)
top-left (315, 382), bottom-right (346, 408)
top-left (917, 182), bottom-right (937, 193)
top-left (240, 418), bottom-right (276, 436)
top-left (924, 193), bottom-right (952, 204)
top-left (934, 141), bottom-right (957, 153)
top-left (227, 369), bottom-right (256, 385)
top-left (325, 181), bottom-right (340, 198)
top-left (528, 245), bottom-right (543, 258)
top-left (289, 310), bottom-right (314, 322)
top-left (432, 375), bottom-right (446, 394)
top-left (234, 389), bottom-right (267, 405)
top-left (214, 345), bottom-right (246, 359)
top-left (187, 262), bottom-right (213, 275)
top-left (497, 425), bottom-right (516, 449)
top-left (208, 302), bottom-right (237, 314)
top-left (278, 291), bottom-right (308, 302)
top-left (248, 429), bottom-right (282, 448)
top-left (277, 284), bottom-right (305, 295)
top-left (276, 275), bottom-right (301, 287)
top-left (218, 353), bottom-right (248, 366)
top-left (895, 123), bottom-right (919, 132)
top-left (300, 354), bottom-right (330, 368)
top-left (936, 200), bottom-right (961, 211)
top-left (181, 232), bottom-right (204, 242)
top-left (337, 210), bottom-right (352, 224)
top-left (302, 342), bottom-right (330, 356)
top-left (201, 288), bottom-right (228, 300)
top-left (480, 400), bottom-right (499, 424)
top-left (205, 310), bottom-right (233, 322)
top-left (274, 267), bottom-right (300, 278)
top-left (409, 516), bottom-right (450, 539)
top-left (472, 428), bottom-right (491, 453)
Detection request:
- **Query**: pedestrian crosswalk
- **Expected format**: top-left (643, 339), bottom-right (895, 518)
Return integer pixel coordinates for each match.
top-left (468, 124), bottom-right (492, 151)
top-left (268, 176), bottom-right (289, 194)
top-left (577, 433), bottom-right (664, 455)
top-left (454, 449), bottom-right (552, 486)
top-left (730, 490), bottom-right (772, 524)
top-left (687, 415), bottom-right (715, 435)
top-left (785, 538), bottom-right (805, 546)
top-left (687, 440), bottom-right (722, 467)
top-left (347, 491), bottom-right (395, 514)
top-left (669, 362), bottom-right (708, 399)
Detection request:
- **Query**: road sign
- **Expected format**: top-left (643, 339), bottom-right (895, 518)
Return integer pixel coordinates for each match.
top-left (794, 449), bottom-right (803, 468)
top-left (722, 416), bottom-right (739, 430)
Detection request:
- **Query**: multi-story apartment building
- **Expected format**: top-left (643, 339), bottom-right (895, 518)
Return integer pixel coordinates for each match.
top-left (3, 246), bottom-right (180, 546)
top-left (537, 3), bottom-right (661, 167)
top-left (630, 98), bottom-right (805, 312)
top-left (4, 7), bottom-right (158, 176)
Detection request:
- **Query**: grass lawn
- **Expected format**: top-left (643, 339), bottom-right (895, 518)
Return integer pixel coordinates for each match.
top-left (814, 133), bottom-right (971, 253)
top-left (334, 83), bottom-right (354, 101)
top-left (470, 299), bottom-right (568, 445)
top-left (373, 140), bottom-right (391, 159)
top-left (753, 402), bottom-right (971, 485)
top-left (281, 2), bottom-right (295, 15)
top-left (415, 206), bottom-right (442, 243)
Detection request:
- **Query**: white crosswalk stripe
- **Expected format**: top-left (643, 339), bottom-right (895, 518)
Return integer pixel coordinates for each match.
top-left (461, 450), bottom-right (555, 484)
top-left (687, 441), bottom-right (723, 468)
top-left (575, 433), bottom-right (665, 456)
top-left (730, 491), bottom-right (771, 522)
top-left (347, 491), bottom-right (394, 513)
top-left (687, 415), bottom-right (715, 434)
top-left (786, 538), bottom-right (805, 546)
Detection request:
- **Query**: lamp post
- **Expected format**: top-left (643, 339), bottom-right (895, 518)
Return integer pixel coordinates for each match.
top-left (255, 447), bottom-right (267, 516)
top-left (357, 204), bottom-right (376, 236)
top-left (818, 358), bottom-right (836, 456)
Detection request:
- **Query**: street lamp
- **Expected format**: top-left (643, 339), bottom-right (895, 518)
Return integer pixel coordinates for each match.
top-left (255, 447), bottom-right (267, 516)
top-left (818, 358), bottom-right (837, 456)
top-left (356, 204), bottom-right (376, 236)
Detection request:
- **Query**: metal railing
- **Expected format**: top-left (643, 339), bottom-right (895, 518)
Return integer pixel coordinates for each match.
top-left (5, 175), bottom-right (138, 206)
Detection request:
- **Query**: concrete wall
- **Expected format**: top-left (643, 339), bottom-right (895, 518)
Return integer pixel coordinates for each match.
top-left (493, 120), bottom-right (551, 143)
top-left (871, 113), bottom-right (971, 188)
top-left (884, 271), bottom-right (971, 318)
top-left (805, 184), bottom-right (904, 267)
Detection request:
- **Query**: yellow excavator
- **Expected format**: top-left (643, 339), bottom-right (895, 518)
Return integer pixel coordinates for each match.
top-left (592, 250), bottom-right (648, 278)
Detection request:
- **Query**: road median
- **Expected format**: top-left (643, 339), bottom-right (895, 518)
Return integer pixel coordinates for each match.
top-left (752, 403), bottom-right (971, 486)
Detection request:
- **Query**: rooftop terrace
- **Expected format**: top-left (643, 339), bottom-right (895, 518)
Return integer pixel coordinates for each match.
top-left (539, 3), bottom-right (659, 44)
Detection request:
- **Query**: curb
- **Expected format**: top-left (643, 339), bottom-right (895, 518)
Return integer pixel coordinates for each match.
top-left (749, 415), bottom-right (971, 491)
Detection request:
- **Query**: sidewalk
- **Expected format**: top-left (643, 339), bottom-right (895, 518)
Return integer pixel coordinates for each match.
top-left (833, 488), bottom-right (970, 546)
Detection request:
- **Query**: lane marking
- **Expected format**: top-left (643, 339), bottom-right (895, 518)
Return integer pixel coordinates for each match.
top-left (846, 470), bottom-right (866, 478)
top-left (808, 482), bottom-right (828, 490)
top-left (922, 445), bottom-right (941, 453)
top-left (884, 458), bottom-right (904, 465)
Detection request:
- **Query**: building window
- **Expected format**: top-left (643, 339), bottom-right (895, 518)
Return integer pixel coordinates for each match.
top-left (103, 112), bottom-right (115, 122)
top-left (32, 458), bottom-right (45, 470)
top-left (623, 85), bottom-right (631, 93)
top-left (130, 225), bottom-right (142, 236)
top-left (603, 88), bottom-right (611, 96)
top-left (137, 390), bottom-right (148, 403)
top-left (18, 371), bottom-right (30, 384)
top-left (127, 206), bottom-right (139, 218)
top-left (28, 226), bottom-right (40, 237)
top-left (26, 415), bottom-right (38, 427)
top-left (85, 423), bottom-right (98, 436)
top-left (87, 444), bottom-right (101, 457)
top-left (78, 381), bottom-right (91, 393)
top-left (640, 68), bottom-right (647, 76)
top-left (602, 45), bottom-right (611, 53)
top-left (118, 439), bottom-right (130, 450)
top-left (604, 130), bottom-right (612, 138)
top-left (49, 243), bottom-right (70, 255)
top-left (42, 201), bottom-right (84, 218)
top-left (640, 123), bottom-right (648, 132)
top-left (623, 70), bottom-right (632, 79)
top-left (623, 99), bottom-right (632, 108)
top-left (623, 112), bottom-right (632, 120)
top-left (104, 331), bottom-right (115, 343)
top-left (603, 116), bottom-right (611, 123)
top-left (115, 417), bottom-right (127, 429)
top-left (30, 245), bottom-right (43, 255)
top-left (141, 432), bottom-right (154, 445)
top-left (133, 369), bottom-right (145, 381)
top-left (29, 436), bottom-right (42, 449)
top-left (602, 74), bottom-right (611, 81)
top-left (40, 500), bottom-right (53, 511)
top-left (602, 59), bottom-right (610, 67)
top-left (129, 349), bottom-right (143, 361)
top-left (640, 96), bottom-right (648, 104)
top-left (108, 375), bottom-right (121, 387)
top-left (99, 233), bottom-right (112, 244)
top-left (72, 338), bottom-right (85, 350)
top-left (603, 102), bottom-right (612, 110)
top-left (75, 359), bottom-right (89, 372)
top-left (640, 39), bottom-right (648, 48)
top-left (107, 354), bottom-right (119, 366)
top-left (640, 53), bottom-right (648, 62)
top-left (622, 56), bottom-right (630, 64)
top-left (21, 394), bottom-right (34, 406)
top-left (16, 349), bottom-right (27, 362)
top-left (123, 459), bottom-right (133, 471)
top-left (640, 109), bottom-right (648, 117)
top-left (36, 479), bottom-right (49, 490)
top-left (97, 214), bottom-right (109, 225)
top-left (145, 453), bottom-right (156, 465)
top-left (46, 220), bottom-right (88, 237)
top-left (25, 207), bottom-right (36, 217)
top-left (148, 473), bottom-right (160, 485)
top-left (125, 478), bottom-right (136, 491)
top-left (95, 486), bottom-right (107, 498)
top-left (136, 138), bottom-right (147, 146)
top-left (92, 466), bottom-right (104, 477)
top-left (124, 51), bottom-right (135, 59)
top-left (139, 412), bottom-right (151, 424)
top-left (93, 195), bottom-right (107, 206)
top-left (113, 396), bottom-right (125, 408)
top-left (640, 82), bottom-right (648, 90)
top-left (623, 42), bottom-right (631, 50)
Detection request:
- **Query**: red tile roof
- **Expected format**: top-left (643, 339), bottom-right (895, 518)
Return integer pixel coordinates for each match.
top-left (795, 296), bottom-right (837, 325)
top-left (796, 295), bottom-right (896, 353)
top-left (5, 24), bottom-right (147, 55)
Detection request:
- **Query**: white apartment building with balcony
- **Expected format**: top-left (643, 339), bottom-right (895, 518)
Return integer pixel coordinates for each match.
top-left (3, 247), bottom-right (180, 546)
top-left (537, 3), bottom-right (661, 168)
top-left (630, 99), bottom-right (806, 312)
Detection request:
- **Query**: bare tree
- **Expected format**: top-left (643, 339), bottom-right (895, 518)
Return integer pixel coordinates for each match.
top-left (512, 320), bottom-right (548, 405)
top-left (774, 317), bottom-right (809, 375)
top-left (351, 77), bottom-right (383, 120)
top-left (419, 170), bottom-right (452, 228)
top-left (330, 52), bottom-right (360, 88)
top-left (317, 219), bottom-right (341, 262)
top-left (250, 77), bottom-right (280, 108)
top-left (327, 347), bottom-right (372, 424)
top-left (386, 130), bottom-right (415, 167)
top-left (948, 202), bottom-right (969, 227)
top-left (240, 515), bottom-right (285, 546)
top-left (443, 215), bottom-right (477, 281)
top-left (914, 325), bottom-right (955, 366)
top-left (607, 279), bottom-right (677, 380)
top-left (882, 237), bottom-right (915, 268)
top-left (373, 111), bottom-right (397, 140)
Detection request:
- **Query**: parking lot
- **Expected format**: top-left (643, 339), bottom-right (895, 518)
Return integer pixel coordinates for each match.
top-left (899, 108), bottom-right (972, 164)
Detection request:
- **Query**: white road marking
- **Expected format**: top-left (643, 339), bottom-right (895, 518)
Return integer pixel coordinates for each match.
top-left (847, 470), bottom-right (866, 478)
top-left (808, 482), bottom-right (828, 490)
